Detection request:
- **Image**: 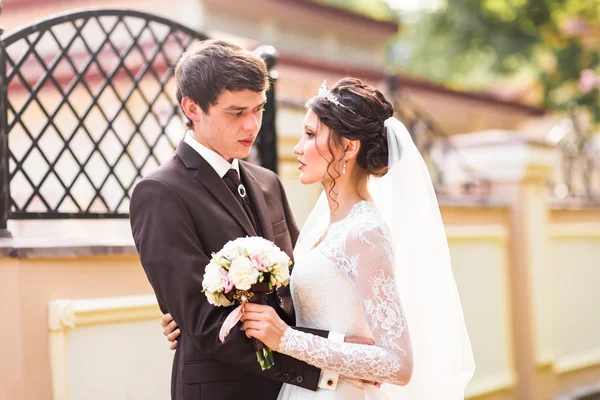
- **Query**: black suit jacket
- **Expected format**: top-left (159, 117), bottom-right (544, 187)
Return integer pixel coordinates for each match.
top-left (130, 141), bottom-right (327, 400)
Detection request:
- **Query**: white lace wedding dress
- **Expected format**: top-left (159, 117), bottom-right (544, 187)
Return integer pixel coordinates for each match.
top-left (277, 200), bottom-right (412, 400)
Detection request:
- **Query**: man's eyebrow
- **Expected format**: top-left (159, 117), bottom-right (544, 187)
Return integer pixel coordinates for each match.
top-left (223, 101), bottom-right (267, 111)
top-left (223, 105), bottom-right (247, 111)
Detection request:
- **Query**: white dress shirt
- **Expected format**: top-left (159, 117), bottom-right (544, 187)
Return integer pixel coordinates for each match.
top-left (183, 131), bottom-right (239, 178)
top-left (183, 131), bottom-right (342, 390)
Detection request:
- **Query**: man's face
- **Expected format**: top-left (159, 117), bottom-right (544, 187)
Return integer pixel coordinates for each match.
top-left (193, 89), bottom-right (267, 162)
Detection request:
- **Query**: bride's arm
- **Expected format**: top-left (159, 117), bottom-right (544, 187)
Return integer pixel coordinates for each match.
top-left (243, 226), bottom-right (413, 386)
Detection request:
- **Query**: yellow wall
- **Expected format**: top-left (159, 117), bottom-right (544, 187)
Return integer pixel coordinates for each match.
top-left (441, 207), bottom-right (516, 398)
top-left (442, 206), bottom-right (515, 397)
top-left (549, 209), bottom-right (600, 394)
top-left (0, 255), bottom-right (152, 400)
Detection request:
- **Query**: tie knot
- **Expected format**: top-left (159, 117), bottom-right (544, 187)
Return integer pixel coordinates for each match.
top-left (223, 169), bottom-right (246, 199)
top-left (225, 168), bottom-right (241, 183)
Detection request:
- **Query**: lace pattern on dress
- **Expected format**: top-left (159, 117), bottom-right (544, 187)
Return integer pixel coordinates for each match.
top-left (279, 328), bottom-right (406, 385)
top-left (279, 201), bottom-right (412, 385)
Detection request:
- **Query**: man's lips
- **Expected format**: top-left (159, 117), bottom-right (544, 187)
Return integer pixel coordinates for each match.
top-left (239, 138), bottom-right (255, 147)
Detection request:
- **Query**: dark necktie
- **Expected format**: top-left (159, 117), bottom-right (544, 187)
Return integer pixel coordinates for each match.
top-left (222, 169), bottom-right (261, 235)
top-left (224, 169), bottom-right (281, 312)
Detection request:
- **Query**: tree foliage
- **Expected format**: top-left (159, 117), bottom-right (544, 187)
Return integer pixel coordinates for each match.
top-left (397, 0), bottom-right (600, 123)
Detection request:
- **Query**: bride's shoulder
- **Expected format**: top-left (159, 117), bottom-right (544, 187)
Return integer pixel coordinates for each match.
top-left (345, 201), bottom-right (387, 233)
top-left (334, 201), bottom-right (392, 252)
top-left (324, 201), bottom-right (393, 277)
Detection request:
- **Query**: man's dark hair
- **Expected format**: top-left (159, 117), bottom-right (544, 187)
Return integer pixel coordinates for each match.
top-left (175, 39), bottom-right (270, 129)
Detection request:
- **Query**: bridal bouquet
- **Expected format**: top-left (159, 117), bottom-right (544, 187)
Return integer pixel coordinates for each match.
top-left (202, 236), bottom-right (292, 370)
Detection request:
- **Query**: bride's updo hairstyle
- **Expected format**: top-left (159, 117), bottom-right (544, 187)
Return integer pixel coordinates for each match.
top-left (306, 77), bottom-right (394, 179)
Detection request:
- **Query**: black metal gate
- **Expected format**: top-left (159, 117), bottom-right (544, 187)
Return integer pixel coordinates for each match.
top-left (0, 9), bottom-right (278, 237)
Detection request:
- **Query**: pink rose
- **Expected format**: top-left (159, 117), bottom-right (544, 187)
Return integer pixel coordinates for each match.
top-left (250, 254), bottom-right (268, 272)
top-left (219, 268), bottom-right (234, 293)
top-left (579, 69), bottom-right (598, 94)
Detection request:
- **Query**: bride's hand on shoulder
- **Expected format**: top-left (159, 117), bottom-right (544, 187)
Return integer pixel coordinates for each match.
top-left (161, 313), bottom-right (181, 350)
top-left (240, 303), bottom-right (288, 351)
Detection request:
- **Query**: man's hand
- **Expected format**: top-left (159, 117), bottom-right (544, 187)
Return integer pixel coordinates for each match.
top-left (344, 336), bottom-right (381, 388)
top-left (161, 313), bottom-right (181, 350)
top-left (344, 336), bottom-right (375, 345)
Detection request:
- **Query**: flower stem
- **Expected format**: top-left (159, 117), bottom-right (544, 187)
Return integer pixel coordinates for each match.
top-left (256, 347), bottom-right (275, 371)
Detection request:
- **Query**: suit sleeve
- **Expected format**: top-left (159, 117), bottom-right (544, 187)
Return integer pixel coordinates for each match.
top-left (130, 177), bottom-right (325, 390)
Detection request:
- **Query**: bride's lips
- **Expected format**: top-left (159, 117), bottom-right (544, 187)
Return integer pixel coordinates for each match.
top-left (239, 137), bottom-right (255, 147)
top-left (298, 159), bottom-right (306, 170)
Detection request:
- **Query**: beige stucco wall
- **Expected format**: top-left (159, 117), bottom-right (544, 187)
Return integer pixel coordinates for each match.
top-left (0, 254), bottom-right (152, 400)
top-left (548, 209), bottom-right (600, 394)
top-left (442, 207), bottom-right (515, 398)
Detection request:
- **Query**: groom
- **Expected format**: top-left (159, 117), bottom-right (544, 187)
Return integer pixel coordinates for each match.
top-left (130, 40), bottom-right (341, 400)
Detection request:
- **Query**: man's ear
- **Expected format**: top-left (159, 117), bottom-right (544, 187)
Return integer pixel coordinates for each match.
top-left (181, 97), bottom-right (203, 126)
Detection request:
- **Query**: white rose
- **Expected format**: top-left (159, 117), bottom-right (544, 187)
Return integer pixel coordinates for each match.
top-left (263, 248), bottom-right (288, 269)
top-left (220, 241), bottom-right (243, 261)
top-left (206, 290), bottom-right (233, 307)
top-left (228, 256), bottom-right (260, 290)
top-left (260, 250), bottom-right (276, 268)
top-left (269, 261), bottom-right (290, 287)
top-left (246, 237), bottom-right (273, 256)
top-left (203, 262), bottom-right (226, 292)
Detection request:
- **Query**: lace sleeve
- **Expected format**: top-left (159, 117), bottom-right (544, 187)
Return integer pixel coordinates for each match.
top-left (278, 222), bottom-right (413, 385)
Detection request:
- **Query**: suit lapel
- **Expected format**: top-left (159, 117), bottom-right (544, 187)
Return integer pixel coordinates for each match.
top-left (175, 141), bottom-right (255, 237)
top-left (239, 162), bottom-right (275, 242)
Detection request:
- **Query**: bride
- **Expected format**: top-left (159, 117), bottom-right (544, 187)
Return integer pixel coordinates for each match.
top-left (163, 78), bottom-right (474, 399)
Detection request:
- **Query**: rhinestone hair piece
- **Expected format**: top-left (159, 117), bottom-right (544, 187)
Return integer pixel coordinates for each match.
top-left (317, 80), bottom-right (343, 107)
top-left (316, 80), bottom-right (356, 114)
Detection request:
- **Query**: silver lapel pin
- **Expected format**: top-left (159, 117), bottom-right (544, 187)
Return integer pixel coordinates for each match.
top-left (238, 184), bottom-right (247, 198)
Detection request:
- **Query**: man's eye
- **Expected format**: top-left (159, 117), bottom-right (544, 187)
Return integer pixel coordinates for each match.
top-left (234, 111), bottom-right (243, 117)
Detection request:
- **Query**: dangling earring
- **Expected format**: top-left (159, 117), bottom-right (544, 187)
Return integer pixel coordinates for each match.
top-left (342, 156), bottom-right (347, 175)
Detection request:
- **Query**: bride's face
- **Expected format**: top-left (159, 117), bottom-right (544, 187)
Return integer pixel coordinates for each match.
top-left (293, 109), bottom-right (341, 185)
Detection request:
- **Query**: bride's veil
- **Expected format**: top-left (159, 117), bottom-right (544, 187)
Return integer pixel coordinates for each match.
top-left (295, 117), bottom-right (475, 399)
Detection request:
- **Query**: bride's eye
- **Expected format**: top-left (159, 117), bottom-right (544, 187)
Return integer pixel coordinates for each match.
top-left (305, 131), bottom-right (315, 138)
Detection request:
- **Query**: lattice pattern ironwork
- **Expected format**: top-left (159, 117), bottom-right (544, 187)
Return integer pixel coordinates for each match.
top-left (0, 10), bottom-right (208, 221)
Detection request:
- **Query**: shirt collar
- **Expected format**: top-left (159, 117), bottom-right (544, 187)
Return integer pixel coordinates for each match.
top-left (183, 131), bottom-right (240, 178)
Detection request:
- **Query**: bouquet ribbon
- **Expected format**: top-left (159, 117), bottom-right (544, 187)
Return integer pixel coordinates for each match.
top-left (219, 303), bottom-right (245, 343)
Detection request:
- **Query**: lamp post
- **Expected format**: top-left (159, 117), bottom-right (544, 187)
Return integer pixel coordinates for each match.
top-left (0, 1), bottom-right (10, 238)
top-left (254, 45), bottom-right (279, 174)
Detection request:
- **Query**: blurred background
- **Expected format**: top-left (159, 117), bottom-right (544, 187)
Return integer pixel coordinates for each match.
top-left (0, 0), bottom-right (599, 399)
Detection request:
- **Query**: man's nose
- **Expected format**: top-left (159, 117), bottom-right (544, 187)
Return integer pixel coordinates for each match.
top-left (243, 113), bottom-right (260, 132)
